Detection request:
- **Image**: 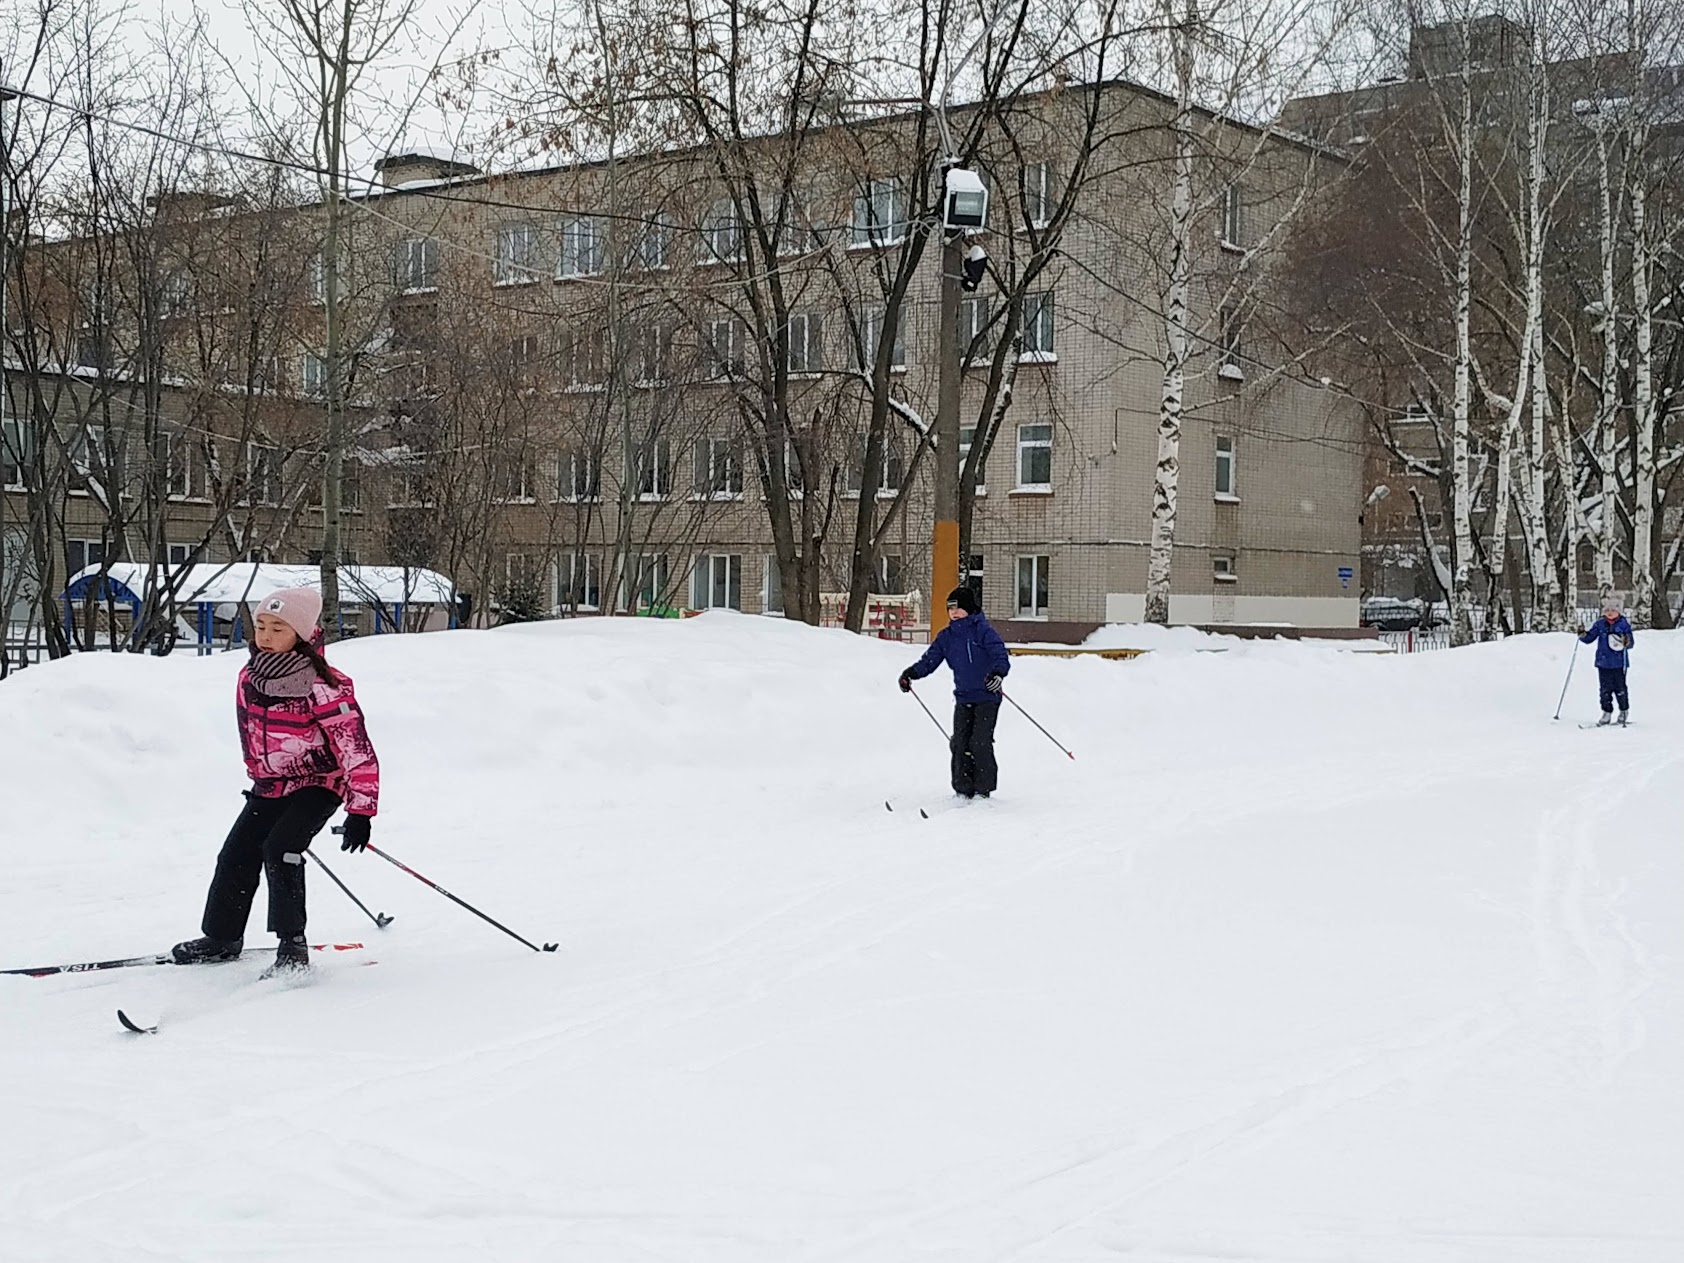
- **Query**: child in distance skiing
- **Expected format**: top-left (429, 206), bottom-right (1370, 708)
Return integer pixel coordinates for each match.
top-left (1581, 595), bottom-right (1635, 727)
top-left (899, 586), bottom-right (1011, 799)
top-left (172, 587), bottom-right (380, 976)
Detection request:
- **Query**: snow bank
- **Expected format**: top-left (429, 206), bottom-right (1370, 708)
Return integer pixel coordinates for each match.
top-left (2, 617), bottom-right (1681, 1261)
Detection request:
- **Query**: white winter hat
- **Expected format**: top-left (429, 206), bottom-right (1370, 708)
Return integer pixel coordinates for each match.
top-left (1601, 594), bottom-right (1625, 614)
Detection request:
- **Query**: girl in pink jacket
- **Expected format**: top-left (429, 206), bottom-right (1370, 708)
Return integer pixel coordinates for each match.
top-left (172, 587), bottom-right (381, 976)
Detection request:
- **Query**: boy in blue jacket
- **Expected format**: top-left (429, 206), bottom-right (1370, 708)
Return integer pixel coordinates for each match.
top-left (1581, 595), bottom-right (1634, 726)
top-left (899, 587), bottom-right (1011, 798)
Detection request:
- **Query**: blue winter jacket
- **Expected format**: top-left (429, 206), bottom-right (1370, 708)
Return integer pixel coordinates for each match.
top-left (907, 612), bottom-right (1012, 704)
top-left (1580, 616), bottom-right (1634, 670)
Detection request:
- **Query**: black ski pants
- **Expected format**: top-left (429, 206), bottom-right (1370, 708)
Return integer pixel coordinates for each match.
top-left (951, 701), bottom-right (1001, 797)
top-left (1598, 666), bottom-right (1630, 714)
top-left (201, 787), bottom-right (341, 942)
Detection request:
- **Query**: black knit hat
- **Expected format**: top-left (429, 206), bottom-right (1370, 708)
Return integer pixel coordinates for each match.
top-left (946, 586), bottom-right (980, 615)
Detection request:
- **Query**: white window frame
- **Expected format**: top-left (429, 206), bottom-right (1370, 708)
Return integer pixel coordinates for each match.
top-left (786, 311), bottom-right (822, 375)
top-left (69, 424), bottom-right (108, 490)
top-left (692, 553), bottom-right (743, 610)
top-left (561, 450), bottom-right (601, 503)
top-left (702, 198), bottom-right (743, 264)
top-left (245, 441), bottom-right (282, 507)
top-left (693, 437), bottom-right (744, 500)
top-left (557, 552), bottom-right (602, 612)
top-left (1016, 554), bottom-right (1050, 620)
top-left (856, 307), bottom-right (906, 372)
top-left (494, 223), bottom-right (541, 286)
top-left (1015, 422), bottom-right (1053, 492)
top-left (491, 452), bottom-right (536, 504)
top-left (306, 251), bottom-right (326, 305)
top-left (637, 212), bottom-right (672, 270)
top-left (1218, 305), bottom-right (1245, 380)
top-left (301, 353), bottom-right (327, 397)
top-left (161, 430), bottom-right (205, 501)
top-left (564, 329), bottom-right (608, 391)
top-left (557, 216), bottom-right (605, 279)
top-left (1020, 291), bottom-right (1055, 362)
top-left (706, 319), bottom-right (743, 379)
top-left (2, 417), bottom-right (34, 490)
top-left (958, 425), bottom-right (987, 496)
top-left (762, 554), bottom-right (783, 615)
top-left (65, 537), bottom-right (106, 577)
top-left (635, 553), bottom-right (670, 610)
top-left (396, 237), bottom-right (439, 292)
top-left (637, 437), bottom-right (672, 501)
top-left (166, 542), bottom-right (194, 567)
top-left (160, 270), bottom-right (192, 317)
top-left (1022, 161), bottom-right (1054, 228)
top-left (1215, 435), bottom-right (1238, 500)
top-left (634, 324), bottom-right (670, 386)
top-left (852, 177), bottom-right (907, 248)
top-left (1220, 182), bottom-right (1245, 252)
top-left (959, 295), bottom-right (993, 364)
top-left (1213, 554), bottom-right (1238, 583)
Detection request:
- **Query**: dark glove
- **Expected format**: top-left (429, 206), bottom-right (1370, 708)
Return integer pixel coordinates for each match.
top-left (898, 671), bottom-right (913, 693)
top-left (986, 674), bottom-right (1004, 693)
top-left (340, 813), bottom-right (372, 853)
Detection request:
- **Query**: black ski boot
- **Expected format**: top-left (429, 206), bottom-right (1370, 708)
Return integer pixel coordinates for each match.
top-left (260, 934), bottom-right (311, 980)
top-left (171, 936), bottom-right (243, 965)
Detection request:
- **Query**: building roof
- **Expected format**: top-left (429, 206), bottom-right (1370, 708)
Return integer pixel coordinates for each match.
top-left (63, 562), bottom-right (457, 608)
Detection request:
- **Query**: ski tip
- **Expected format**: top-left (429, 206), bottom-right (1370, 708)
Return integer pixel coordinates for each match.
top-left (116, 1009), bottom-right (157, 1035)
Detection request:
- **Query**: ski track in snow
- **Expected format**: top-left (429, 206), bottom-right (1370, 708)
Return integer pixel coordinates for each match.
top-left (2, 619), bottom-right (1682, 1262)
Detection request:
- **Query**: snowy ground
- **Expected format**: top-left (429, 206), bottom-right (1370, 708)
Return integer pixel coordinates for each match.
top-left (2, 616), bottom-right (1680, 1262)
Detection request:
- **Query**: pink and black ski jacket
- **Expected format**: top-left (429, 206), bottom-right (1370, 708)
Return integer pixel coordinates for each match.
top-left (236, 666), bottom-right (381, 816)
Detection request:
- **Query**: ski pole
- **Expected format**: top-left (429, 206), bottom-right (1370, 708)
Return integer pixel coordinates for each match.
top-left (334, 829), bottom-right (558, 953)
top-left (306, 849), bottom-right (393, 929)
top-left (1552, 636), bottom-right (1580, 721)
top-left (906, 682), bottom-right (951, 741)
top-left (1001, 690), bottom-right (1076, 760)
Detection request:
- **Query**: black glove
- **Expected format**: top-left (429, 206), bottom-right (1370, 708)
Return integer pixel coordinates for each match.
top-left (986, 674), bottom-right (1004, 694)
top-left (340, 813), bottom-right (372, 853)
top-left (898, 671), bottom-right (913, 693)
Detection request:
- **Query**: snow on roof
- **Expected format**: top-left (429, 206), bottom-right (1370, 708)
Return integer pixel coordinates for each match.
top-left (65, 562), bottom-right (456, 607)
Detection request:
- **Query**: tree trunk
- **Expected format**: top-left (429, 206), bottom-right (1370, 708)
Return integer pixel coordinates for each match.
top-left (1449, 17), bottom-right (1477, 648)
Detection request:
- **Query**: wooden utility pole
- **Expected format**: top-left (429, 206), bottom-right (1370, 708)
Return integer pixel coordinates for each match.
top-left (930, 233), bottom-right (964, 639)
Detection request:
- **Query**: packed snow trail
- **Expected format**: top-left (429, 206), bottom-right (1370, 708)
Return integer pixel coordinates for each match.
top-left (1, 617), bottom-right (1680, 1262)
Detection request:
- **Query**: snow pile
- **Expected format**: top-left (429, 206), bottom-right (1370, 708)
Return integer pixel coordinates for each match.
top-left (2, 617), bottom-right (1682, 1261)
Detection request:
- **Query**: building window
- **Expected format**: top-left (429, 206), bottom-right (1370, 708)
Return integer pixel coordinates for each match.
top-left (693, 553), bottom-right (742, 610)
top-left (558, 216), bottom-right (605, 278)
top-left (1021, 291), bottom-right (1055, 361)
top-left (694, 437), bottom-right (743, 499)
top-left (846, 433), bottom-right (902, 496)
top-left (3, 418), bottom-right (35, 490)
top-left (778, 189), bottom-right (820, 256)
top-left (1213, 554), bottom-right (1238, 582)
top-left (66, 538), bottom-right (106, 576)
top-left (563, 329), bottom-right (608, 389)
top-left (854, 307), bottom-right (906, 372)
top-left (160, 271), bottom-right (192, 317)
top-left (962, 553), bottom-right (985, 604)
top-left (634, 324), bottom-right (671, 384)
top-left (494, 223), bottom-right (541, 285)
top-left (762, 555), bottom-right (783, 615)
top-left (306, 251), bottom-right (325, 305)
top-left (636, 553), bottom-right (670, 610)
top-left (561, 450), bottom-right (601, 502)
top-left (1016, 422), bottom-right (1052, 490)
top-left (636, 212), bottom-right (672, 270)
top-left (706, 319), bottom-right (744, 378)
top-left (703, 198), bottom-right (742, 263)
top-left (786, 311), bottom-right (822, 375)
top-left (852, 177), bottom-right (907, 247)
top-left (301, 353), bottom-right (327, 397)
top-left (557, 552), bottom-right (601, 611)
top-left (1022, 161), bottom-right (1053, 227)
top-left (959, 295), bottom-right (993, 364)
top-left (159, 431), bottom-right (203, 500)
top-left (68, 425), bottom-right (108, 487)
top-left (491, 451), bottom-right (535, 503)
top-left (246, 442), bottom-right (282, 506)
top-left (877, 552), bottom-right (904, 594)
top-left (637, 437), bottom-right (672, 500)
top-left (395, 237), bottom-right (439, 291)
top-left (1215, 435), bottom-right (1237, 499)
top-left (167, 543), bottom-right (194, 567)
top-left (1016, 554), bottom-right (1050, 619)
top-left (958, 425), bottom-right (987, 494)
top-left (1218, 305), bottom-right (1244, 379)
top-left (1220, 182), bottom-right (1245, 250)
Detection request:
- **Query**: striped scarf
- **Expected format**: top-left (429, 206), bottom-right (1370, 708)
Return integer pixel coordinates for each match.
top-left (247, 647), bottom-right (317, 699)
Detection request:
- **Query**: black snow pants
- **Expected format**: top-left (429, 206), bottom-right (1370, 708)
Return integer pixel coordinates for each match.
top-left (201, 787), bottom-right (341, 942)
top-left (951, 701), bottom-right (1001, 797)
top-left (1598, 666), bottom-right (1630, 715)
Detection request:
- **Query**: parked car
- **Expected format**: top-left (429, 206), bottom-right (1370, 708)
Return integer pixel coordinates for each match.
top-left (1361, 597), bottom-right (1426, 631)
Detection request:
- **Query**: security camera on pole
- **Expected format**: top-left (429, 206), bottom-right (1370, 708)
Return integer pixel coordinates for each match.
top-left (930, 162), bottom-right (989, 639)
